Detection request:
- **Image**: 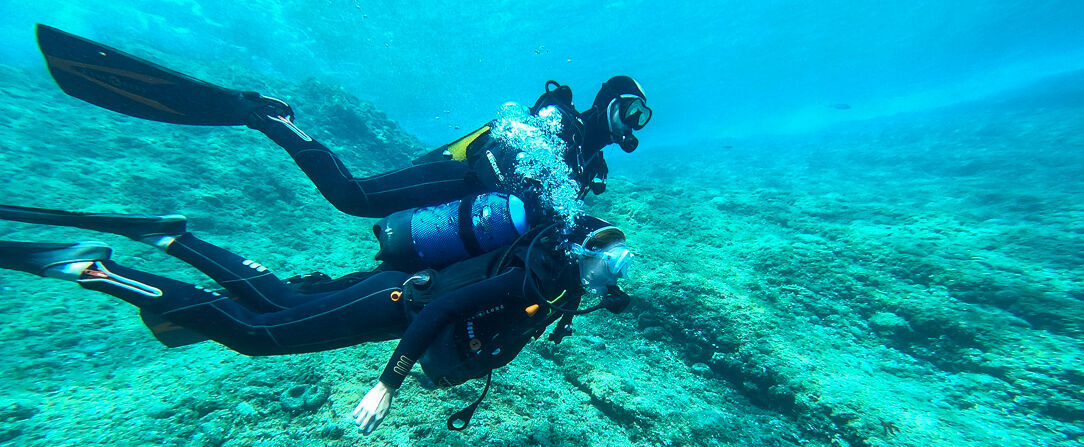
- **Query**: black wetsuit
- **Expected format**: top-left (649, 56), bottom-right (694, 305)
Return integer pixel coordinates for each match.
top-left (250, 85), bottom-right (612, 218)
top-left (81, 231), bottom-right (581, 388)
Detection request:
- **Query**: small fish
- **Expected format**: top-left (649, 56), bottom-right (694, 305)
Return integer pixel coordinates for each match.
top-left (831, 103), bottom-right (852, 110)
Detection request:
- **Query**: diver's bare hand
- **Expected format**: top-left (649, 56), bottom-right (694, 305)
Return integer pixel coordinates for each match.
top-left (352, 381), bottom-right (395, 435)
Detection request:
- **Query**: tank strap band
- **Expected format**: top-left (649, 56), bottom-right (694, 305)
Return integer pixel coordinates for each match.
top-left (457, 195), bottom-right (483, 256)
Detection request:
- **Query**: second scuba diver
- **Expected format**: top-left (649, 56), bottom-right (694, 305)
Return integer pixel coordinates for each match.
top-left (36, 24), bottom-right (653, 219)
top-left (0, 201), bottom-right (634, 433)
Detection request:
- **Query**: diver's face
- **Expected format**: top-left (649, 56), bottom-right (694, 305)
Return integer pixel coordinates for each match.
top-left (577, 242), bottom-right (633, 295)
top-left (607, 96), bottom-right (649, 153)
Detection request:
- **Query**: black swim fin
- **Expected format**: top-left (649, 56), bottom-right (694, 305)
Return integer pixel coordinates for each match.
top-left (36, 23), bottom-right (257, 126)
top-left (0, 240), bottom-right (113, 277)
top-left (0, 204), bottom-right (187, 244)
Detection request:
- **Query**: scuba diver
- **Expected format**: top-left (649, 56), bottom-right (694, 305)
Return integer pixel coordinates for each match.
top-left (36, 24), bottom-right (653, 219)
top-left (0, 200), bottom-right (634, 434)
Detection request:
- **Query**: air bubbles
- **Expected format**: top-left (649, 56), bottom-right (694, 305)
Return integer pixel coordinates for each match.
top-left (491, 103), bottom-right (584, 230)
top-left (497, 102), bottom-right (529, 122)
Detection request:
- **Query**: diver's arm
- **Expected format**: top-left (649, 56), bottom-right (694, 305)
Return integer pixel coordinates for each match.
top-left (349, 304), bottom-right (449, 436)
top-left (376, 270), bottom-right (525, 388)
top-left (348, 273), bottom-right (516, 434)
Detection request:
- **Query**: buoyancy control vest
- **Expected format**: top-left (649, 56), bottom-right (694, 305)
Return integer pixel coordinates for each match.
top-left (400, 227), bottom-right (581, 387)
top-left (530, 80), bottom-right (586, 149)
top-left (415, 81), bottom-right (604, 197)
top-left (529, 80), bottom-right (607, 197)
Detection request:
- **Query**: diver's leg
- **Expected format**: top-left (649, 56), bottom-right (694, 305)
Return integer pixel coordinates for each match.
top-left (0, 207), bottom-right (294, 311)
top-left (246, 105), bottom-right (484, 217)
top-left (349, 162), bottom-right (486, 215)
top-left (162, 233), bottom-right (302, 312)
top-left (0, 240), bottom-right (409, 355)
top-left (0, 240), bottom-right (224, 315)
top-left (78, 263), bottom-right (410, 355)
top-left (225, 271), bottom-right (412, 353)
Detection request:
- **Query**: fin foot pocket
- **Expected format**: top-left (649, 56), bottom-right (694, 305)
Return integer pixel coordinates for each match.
top-left (241, 92), bottom-right (294, 122)
top-left (78, 261), bottom-right (163, 297)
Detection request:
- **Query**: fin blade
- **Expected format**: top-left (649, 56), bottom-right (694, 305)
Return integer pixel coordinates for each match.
top-left (36, 24), bottom-right (246, 126)
top-left (0, 204), bottom-right (186, 241)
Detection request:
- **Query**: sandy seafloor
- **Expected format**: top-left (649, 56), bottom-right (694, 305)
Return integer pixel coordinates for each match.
top-left (0, 61), bottom-right (1081, 447)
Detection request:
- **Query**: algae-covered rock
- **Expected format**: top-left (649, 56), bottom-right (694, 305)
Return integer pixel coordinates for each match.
top-left (179, 394), bottom-right (224, 418)
top-left (691, 362), bottom-right (713, 378)
top-left (0, 402), bottom-right (36, 445)
top-left (197, 410), bottom-right (232, 445)
top-left (144, 400), bottom-right (175, 419)
top-left (234, 401), bottom-right (259, 419)
top-left (0, 401), bottom-right (39, 423)
top-left (868, 311), bottom-right (912, 335)
top-left (0, 426), bottom-right (22, 444)
top-left (317, 423), bottom-right (346, 440)
top-left (279, 384), bottom-right (331, 413)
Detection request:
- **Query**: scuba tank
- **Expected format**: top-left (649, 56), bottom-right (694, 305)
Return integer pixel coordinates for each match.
top-left (373, 193), bottom-right (530, 270)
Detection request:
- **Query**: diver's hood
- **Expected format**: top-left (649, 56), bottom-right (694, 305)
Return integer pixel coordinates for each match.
top-left (592, 76), bottom-right (647, 111)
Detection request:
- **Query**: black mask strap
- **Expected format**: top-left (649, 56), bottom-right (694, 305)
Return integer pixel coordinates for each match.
top-left (447, 372), bottom-right (493, 431)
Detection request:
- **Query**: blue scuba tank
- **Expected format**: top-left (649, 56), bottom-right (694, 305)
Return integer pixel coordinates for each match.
top-left (373, 193), bottom-right (530, 270)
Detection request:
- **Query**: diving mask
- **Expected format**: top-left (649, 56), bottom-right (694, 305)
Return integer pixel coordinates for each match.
top-left (571, 241), bottom-right (634, 295)
top-left (612, 95), bottom-right (652, 130)
top-left (607, 95), bottom-right (651, 153)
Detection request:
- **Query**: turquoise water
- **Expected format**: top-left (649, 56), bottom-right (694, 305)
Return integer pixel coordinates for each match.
top-left (1, 1), bottom-right (1082, 446)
